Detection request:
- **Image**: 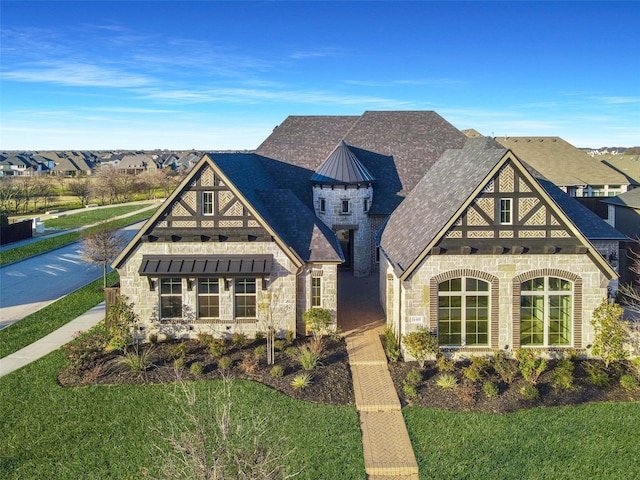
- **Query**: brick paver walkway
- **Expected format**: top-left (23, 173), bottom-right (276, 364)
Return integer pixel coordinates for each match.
top-left (340, 272), bottom-right (419, 479)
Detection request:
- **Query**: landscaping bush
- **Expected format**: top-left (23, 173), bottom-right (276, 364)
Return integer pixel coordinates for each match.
top-left (270, 364), bottom-right (285, 378)
top-left (436, 354), bottom-right (455, 372)
top-left (105, 294), bottom-right (138, 351)
top-left (148, 333), bottom-right (158, 344)
top-left (520, 383), bottom-right (540, 400)
top-left (583, 361), bottom-right (610, 387)
top-left (173, 357), bottom-right (185, 370)
top-left (298, 344), bottom-right (321, 370)
top-left (118, 344), bottom-right (155, 372)
top-left (404, 368), bottom-right (422, 387)
top-left (64, 328), bottom-right (109, 373)
top-left (620, 373), bottom-right (639, 391)
top-left (217, 356), bottom-right (233, 370)
top-left (515, 349), bottom-right (547, 384)
top-left (231, 332), bottom-right (247, 349)
top-left (168, 341), bottom-right (187, 361)
top-left (403, 383), bottom-right (418, 399)
top-left (462, 365), bottom-right (482, 382)
top-left (552, 359), bottom-right (575, 390)
top-left (196, 332), bottom-right (214, 347)
top-left (384, 325), bottom-right (401, 362)
top-left (189, 361), bottom-right (204, 376)
top-left (493, 350), bottom-right (518, 384)
top-left (285, 330), bottom-right (296, 344)
top-left (291, 373), bottom-right (312, 390)
top-left (273, 339), bottom-right (287, 352)
top-left (402, 328), bottom-right (438, 368)
top-left (209, 338), bottom-right (228, 358)
top-left (302, 308), bottom-right (332, 340)
top-left (591, 298), bottom-right (628, 367)
top-left (483, 381), bottom-right (499, 398)
top-left (436, 373), bottom-right (458, 389)
top-left (254, 345), bottom-right (267, 360)
top-left (239, 354), bottom-right (259, 375)
top-left (284, 346), bottom-right (298, 360)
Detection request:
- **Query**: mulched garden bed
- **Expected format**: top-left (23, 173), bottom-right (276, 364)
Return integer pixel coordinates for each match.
top-left (58, 336), bottom-right (354, 406)
top-left (388, 358), bottom-right (640, 413)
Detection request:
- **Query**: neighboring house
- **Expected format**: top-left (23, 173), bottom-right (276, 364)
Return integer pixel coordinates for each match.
top-left (599, 153), bottom-right (640, 186)
top-left (602, 188), bottom-right (640, 286)
top-left (0, 155), bottom-right (38, 176)
top-left (495, 137), bottom-right (634, 199)
top-left (112, 153), bottom-right (343, 340)
top-left (175, 151), bottom-right (204, 171)
top-left (378, 138), bottom-right (622, 359)
top-left (117, 154), bottom-right (157, 174)
top-left (41, 151), bottom-right (95, 176)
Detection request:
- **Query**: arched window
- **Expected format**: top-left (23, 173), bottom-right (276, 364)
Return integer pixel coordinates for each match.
top-left (520, 277), bottom-right (573, 346)
top-left (438, 277), bottom-right (489, 346)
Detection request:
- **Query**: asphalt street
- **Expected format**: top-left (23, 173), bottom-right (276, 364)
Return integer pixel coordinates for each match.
top-left (0, 223), bottom-right (140, 329)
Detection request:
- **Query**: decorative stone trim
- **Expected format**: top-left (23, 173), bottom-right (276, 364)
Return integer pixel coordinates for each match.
top-left (429, 269), bottom-right (499, 348)
top-left (512, 268), bottom-right (583, 349)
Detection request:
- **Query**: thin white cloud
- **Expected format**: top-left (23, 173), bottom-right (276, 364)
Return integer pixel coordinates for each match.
top-left (2, 61), bottom-right (154, 88)
top-left (345, 78), bottom-right (467, 87)
top-left (591, 96), bottom-right (640, 105)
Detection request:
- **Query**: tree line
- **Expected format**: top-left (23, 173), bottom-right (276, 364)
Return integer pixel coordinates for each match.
top-left (0, 166), bottom-right (182, 217)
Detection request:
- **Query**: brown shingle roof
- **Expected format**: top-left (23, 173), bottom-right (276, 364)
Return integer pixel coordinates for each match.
top-left (495, 137), bottom-right (629, 187)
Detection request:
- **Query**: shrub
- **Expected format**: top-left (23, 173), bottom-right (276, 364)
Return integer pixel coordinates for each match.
top-left (209, 339), bottom-right (228, 358)
top-left (462, 365), bottom-right (482, 382)
top-left (270, 365), bottom-right (285, 378)
top-left (403, 383), bottom-right (418, 399)
top-left (483, 381), bottom-right (499, 398)
top-left (148, 333), bottom-right (158, 344)
top-left (552, 359), bottom-right (575, 390)
top-left (620, 373), bottom-right (639, 391)
top-left (284, 346), bottom-right (298, 360)
top-left (118, 344), bottom-right (155, 372)
top-left (254, 331), bottom-right (265, 343)
top-left (196, 333), bottom-right (214, 347)
top-left (273, 339), bottom-right (287, 352)
top-left (436, 373), bottom-right (458, 389)
top-left (520, 383), bottom-right (540, 400)
top-left (436, 354), bottom-right (455, 372)
top-left (298, 344), bottom-right (321, 370)
top-left (402, 328), bottom-right (438, 368)
top-left (302, 308), bottom-right (332, 340)
top-left (566, 349), bottom-right (581, 362)
top-left (630, 357), bottom-right (640, 377)
top-left (456, 380), bottom-right (477, 404)
top-left (168, 342), bottom-right (187, 361)
top-left (173, 357), bottom-right (185, 370)
top-left (404, 368), bottom-right (422, 387)
top-left (583, 361), bottom-right (610, 387)
top-left (384, 325), bottom-right (401, 362)
top-left (515, 349), bottom-right (547, 384)
top-left (239, 354), bottom-right (259, 375)
top-left (105, 294), bottom-right (138, 351)
top-left (189, 361), bottom-right (204, 376)
top-left (231, 332), bottom-right (247, 350)
top-left (591, 298), bottom-right (628, 368)
top-left (285, 330), bottom-right (296, 345)
top-left (493, 350), bottom-right (518, 384)
top-left (329, 326), bottom-right (343, 341)
top-left (308, 337), bottom-right (325, 357)
top-left (254, 345), bottom-right (267, 360)
top-left (217, 356), bottom-right (233, 370)
top-left (64, 329), bottom-right (108, 373)
top-left (291, 373), bottom-right (312, 390)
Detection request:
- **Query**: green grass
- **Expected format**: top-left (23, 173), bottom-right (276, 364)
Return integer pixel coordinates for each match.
top-left (0, 352), bottom-right (364, 479)
top-left (0, 210), bottom-right (153, 266)
top-left (404, 403), bottom-right (640, 479)
top-left (0, 271), bottom-right (118, 359)
top-left (43, 204), bottom-right (153, 229)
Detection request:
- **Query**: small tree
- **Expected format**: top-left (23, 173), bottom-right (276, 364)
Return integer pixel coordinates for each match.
top-left (402, 328), bottom-right (439, 368)
top-left (591, 298), bottom-right (628, 368)
top-left (81, 227), bottom-right (127, 289)
top-left (68, 177), bottom-right (93, 207)
top-left (302, 308), bottom-right (332, 341)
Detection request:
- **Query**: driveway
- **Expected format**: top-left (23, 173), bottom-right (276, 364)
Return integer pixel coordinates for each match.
top-left (0, 223), bottom-right (140, 329)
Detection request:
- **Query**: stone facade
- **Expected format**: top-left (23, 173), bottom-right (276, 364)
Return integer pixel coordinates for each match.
top-left (381, 252), bottom-right (610, 360)
top-left (118, 240), bottom-right (338, 341)
top-left (313, 183), bottom-right (373, 277)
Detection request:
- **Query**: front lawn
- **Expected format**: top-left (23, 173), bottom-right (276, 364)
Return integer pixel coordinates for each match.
top-left (43, 203), bottom-right (154, 229)
top-left (0, 351), bottom-right (365, 479)
top-left (404, 402), bottom-right (640, 479)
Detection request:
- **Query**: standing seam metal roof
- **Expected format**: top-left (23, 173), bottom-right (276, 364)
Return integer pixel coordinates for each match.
top-left (310, 140), bottom-right (375, 184)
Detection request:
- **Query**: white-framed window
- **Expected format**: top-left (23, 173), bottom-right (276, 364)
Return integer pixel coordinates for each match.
top-left (197, 278), bottom-right (220, 319)
top-left (520, 277), bottom-right (573, 346)
top-left (499, 198), bottom-right (512, 225)
top-left (160, 278), bottom-right (182, 319)
top-left (311, 277), bottom-right (322, 307)
top-left (341, 199), bottom-right (350, 214)
top-left (202, 191), bottom-right (215, 215)
top-left (235, 278), bottom-right (257, 318)
top-left (438, 277), bottom-right (490, 346)
top-left (319, 198), bottom-right (326, 213)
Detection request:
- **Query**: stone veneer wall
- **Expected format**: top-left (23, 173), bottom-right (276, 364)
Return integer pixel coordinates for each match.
top-left (295, 263), bottom-right (339, 334)
top-left (369, 214), bottom-right (388, 275)
top-left (118, 241), bottom-right (300, 340)
top-left (313, 184), bottom-right (372, 277)
top-left (383, 253), bottom-right (610, 360)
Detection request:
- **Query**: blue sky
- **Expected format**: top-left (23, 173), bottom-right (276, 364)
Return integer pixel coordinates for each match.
top-left (1, 1), bottom-right (639, 150)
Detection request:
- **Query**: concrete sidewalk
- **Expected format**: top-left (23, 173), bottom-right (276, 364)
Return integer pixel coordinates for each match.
top-left (0, 302), bottom-right (105, 378)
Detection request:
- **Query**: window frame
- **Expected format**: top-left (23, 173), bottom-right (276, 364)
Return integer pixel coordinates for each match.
top-left (319, 197), bottom-right (326, 213)
top-left (202, 191), bottom-right (215, 216)
top-left (341, 199), bottom-right (350, 214)
top-left (437, 277), bottom-right (490, 347)
top-left (234, 277), bottom-right (257, 319)
top-left (499, 198), bottom-right (512, 225)
top-left (160, 277), bottom-right (183, 319)
top-left (197, 278), bottom-right (220, 320)
top-left (520, 276), bottom-right (573, 347)
top-left (311, 277), bottom-right (322, 308)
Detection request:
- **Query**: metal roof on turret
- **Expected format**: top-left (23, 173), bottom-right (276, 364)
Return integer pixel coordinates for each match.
top-left (310, 140), bottom-right (375, 185)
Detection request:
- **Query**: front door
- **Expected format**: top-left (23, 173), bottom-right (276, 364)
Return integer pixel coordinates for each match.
top-left (336, 229), bottom-right (353, 271)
